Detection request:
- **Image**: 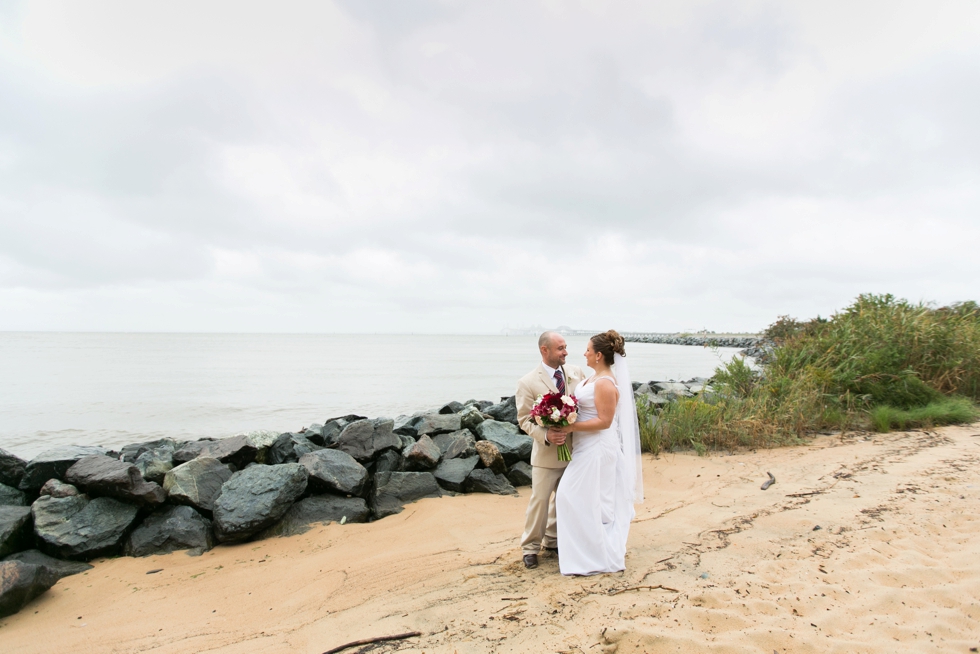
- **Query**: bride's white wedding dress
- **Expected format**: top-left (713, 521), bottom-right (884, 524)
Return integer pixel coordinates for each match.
top-left (555, 372), bottom-right (637, 575)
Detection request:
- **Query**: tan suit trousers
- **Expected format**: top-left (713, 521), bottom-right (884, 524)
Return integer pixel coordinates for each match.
top-left (520, 466), bottom-right (564, 554)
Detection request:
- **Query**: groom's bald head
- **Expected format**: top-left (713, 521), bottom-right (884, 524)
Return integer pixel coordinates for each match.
top-left (538, 331), bottom-right (568, 368)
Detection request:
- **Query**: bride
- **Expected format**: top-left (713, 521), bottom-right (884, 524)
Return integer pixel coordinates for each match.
top-left (550, 330), bottom-right (644, 576)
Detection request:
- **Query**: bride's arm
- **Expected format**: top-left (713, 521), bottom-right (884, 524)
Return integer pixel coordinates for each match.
top-left (557, 379), bottom-right (618, 432)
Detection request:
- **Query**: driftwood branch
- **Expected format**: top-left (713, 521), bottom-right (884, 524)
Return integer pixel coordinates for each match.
top-left (785, 490), bottom-right (824, 498)
top-left (608, 584), bottom-right (679, 596)
top-left (760, 472), bottom-right (776, 490)
top-left (322, 631), bottom-right (421, 654)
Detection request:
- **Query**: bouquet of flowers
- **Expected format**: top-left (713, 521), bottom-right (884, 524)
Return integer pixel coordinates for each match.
top-left (530, 392), bottom-right (578, 462)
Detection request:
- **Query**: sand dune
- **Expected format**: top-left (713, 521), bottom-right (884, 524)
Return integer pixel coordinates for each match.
top-left (3, 424), bottom-right (979, 653)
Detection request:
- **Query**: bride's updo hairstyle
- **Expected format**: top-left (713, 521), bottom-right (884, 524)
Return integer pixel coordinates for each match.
top-left (590, 330), bottom-right (626, 365)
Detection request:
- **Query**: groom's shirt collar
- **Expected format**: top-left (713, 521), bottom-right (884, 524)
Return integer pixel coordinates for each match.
top-left (541, 361), bottom-right (559, 379)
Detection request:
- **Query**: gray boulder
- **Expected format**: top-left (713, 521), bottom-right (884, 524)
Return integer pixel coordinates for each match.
top-left (0, 561), bottom-right (61, 618)
top-left (401, 434), bottom-right (441, 471)
top-left (484, 396), bottom-right (518, 425)
top-left (0, 506), bottom-right (32, 558)
top-left (0, 448), bottom-right (27, 488)
top-left (333, 418), bottom-right (400, 463)
top-left (39, 479), bottom-right (80, 498)
top-left (118, 438), bottom-right (181, 463)
top-left (438, 401), bottom-right (465, 414)
top-left (171, 439), bottom-right (217, 465)
top-left (393, 414), bottom-right (423, 438)
top-left (134, 446), bottom-right (175, 484)
top-left (64, 455), bottom-right (166, 507)
top-left (18, 445), bottom-right (107, 492)
top-left (320, 415), bottom-right (367, 447)
top-left (432, 456), bottom-right (479, 492)
top-left (654, 381), bottom-right (693, 398)
top-left (300, 449), bottom-right (368, 496)
top-left (262, 496), bottom-right (370, 537)
top-left (371, 450), bottom-right (403, 474)
top-left (125, 505), bottom-right (213, 557)
top-left (267, 432), bottom-right (322, 465)
top-left (475, 421), bottom-right (533, 464)
top-left (2, 550), bottom-right (92, 578)
top-left (415, 414), bottom-right (462, 437)
top-left (431, 430), bottom-right (477, 460)
top-left (196, 435), bottom-right (258, 469)
top-left (464, 469), bottom-right (518, 495)
top-left (163, 457), bottom-right (234, 515)
top-left (475, 441), bottom-right (507, 475)
top-left (458, 405), bottom-right (485, 432)
top-left (506, 461), bottom-right (533, 487)
top-left (369, 471), bottom-right (442, 519)
top-left (212, 463), bottom-right (308, 543)
top-left (0, 483), bottom-right (27, 506)
top-left (32, 495), bottom-right (139, 560)
top-left (243, 431), bottom-right (281, 462)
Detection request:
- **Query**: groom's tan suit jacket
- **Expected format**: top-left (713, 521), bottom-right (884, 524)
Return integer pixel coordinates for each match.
top-left (516, 363), bottom-right (586, 469)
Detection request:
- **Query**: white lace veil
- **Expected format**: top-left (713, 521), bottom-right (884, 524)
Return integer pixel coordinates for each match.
top-left (614, 352), bottom-right (644, 504)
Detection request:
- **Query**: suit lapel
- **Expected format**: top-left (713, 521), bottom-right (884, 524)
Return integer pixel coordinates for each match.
top-left (538, 365), bottom-right (559, 393)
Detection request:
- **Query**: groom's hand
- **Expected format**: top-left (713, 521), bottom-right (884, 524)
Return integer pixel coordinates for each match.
top-left (547, 429), bottom-right (566, 445)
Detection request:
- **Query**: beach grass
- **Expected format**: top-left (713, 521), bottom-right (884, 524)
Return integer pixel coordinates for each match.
top-left (644, 294), bottom-right (980, 453)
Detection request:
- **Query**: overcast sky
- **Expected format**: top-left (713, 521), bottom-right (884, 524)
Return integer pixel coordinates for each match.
top-left (1, 1), bottom-right (978, 333)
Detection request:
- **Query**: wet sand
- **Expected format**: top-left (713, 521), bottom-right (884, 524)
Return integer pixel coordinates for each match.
top-left (3, 423), bottom-right (979, 653)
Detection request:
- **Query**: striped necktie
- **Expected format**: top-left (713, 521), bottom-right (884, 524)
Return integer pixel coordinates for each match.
top-left (554, 369), bottom-right (566, 395)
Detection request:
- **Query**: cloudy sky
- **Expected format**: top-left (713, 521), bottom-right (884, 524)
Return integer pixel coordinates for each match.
top-left (1, 1), bottom-right (978, 333)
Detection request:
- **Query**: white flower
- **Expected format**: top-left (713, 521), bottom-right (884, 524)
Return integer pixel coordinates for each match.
top-left (567, 411), bottom-right (578, 423)
top-left (550, 408), bottom-right (561, 421)
top-left (561, 395), bottom-right (575, 405)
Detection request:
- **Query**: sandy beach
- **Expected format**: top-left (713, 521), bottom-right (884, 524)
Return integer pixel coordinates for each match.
top-left (3, 423), bottom-right (979, 653)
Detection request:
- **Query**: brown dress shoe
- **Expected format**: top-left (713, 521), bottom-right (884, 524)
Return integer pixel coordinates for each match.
top-left (522, 554), bottom-right (538, 569)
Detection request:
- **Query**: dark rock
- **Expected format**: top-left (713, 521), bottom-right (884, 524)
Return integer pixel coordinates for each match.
top-left (474, 441), bottom-right (507, 475)
top-left (0, 448), bottom-right (27, 488)
top-left (64, 455), bottom-right (166, 507)
top-left (438, 401), bottom-right (465, 414)
top-left (371, 450), bottom-right (403, 474)
top-left (415, 414), bottom-right (462, 437)
top-left (267, 432), bottom-right (322, 465)
top-left (333, 418), bottom-right (400, 463)
top-left (212, 464), bottom-right (308, 543)
top-left (397, 434), bottom-right (415, 450)
top-left (39, 479), bottom-right (79, 498)
top-left (163, 457), bottom-right (234, 515)
top-left (2, 550), bottom-right (92, 578)
top-left (171, 439), bottom-right (215, 465)
top-left (0, 483), bottom-right (27, 506)
top-left (118, 438), bottom-right (181, 464)
top-left (244, 431), bottom-right (281, 462)
top-left (458, 405), bottom-right (485, 432)
top-left (506, 461), bottom-right (533, 487)
top-left (300, 449), bottom-right (369, 496)
top-left (134, 446), bottom-right (175, 484)
top-left (393, 414), bottom-right (423, 438)
top-left (401, 434), bottom-right (441, 471)
top-left (369, 472), bottom-right (442, 519)
top-left (464, 469), bottom-right (518, 495)
top-left (0, 561), bottom-right (60, 618)
top-left (321, 415), bottom-right (367, 447)
top-left (484, 396), bottom-right (518, 425)
top-left (197, 435), bottom-right (258, 469)
top-left (0, 506), bottom-right (32, 558)
top-left (475, 421), bottom-right (533, 464)
top-left (261, 496), bottom-right (370, 537)
top-left (32, 495), bottom-right (139, 560)
top-left (125, 505), bottom-right (213, 557)
top-left (18, 445), bottom-right (107, 492)
top-left (432, 456), bottom-right (479, 492)
top-left (467, 400), bottom-right (494, 411)
top-left (431, 430), bottom-right (477, 460)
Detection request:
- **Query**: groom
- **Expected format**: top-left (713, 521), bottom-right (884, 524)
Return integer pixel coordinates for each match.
top-left (515, 331), bottom-right (585, 569)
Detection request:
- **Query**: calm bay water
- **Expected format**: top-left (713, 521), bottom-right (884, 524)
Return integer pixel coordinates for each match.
top-left (0, 333), bottom-right (742, 458)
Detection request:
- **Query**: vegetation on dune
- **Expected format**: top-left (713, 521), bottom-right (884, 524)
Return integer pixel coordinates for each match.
top-left (639, 294), bottom-right (980, 454)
